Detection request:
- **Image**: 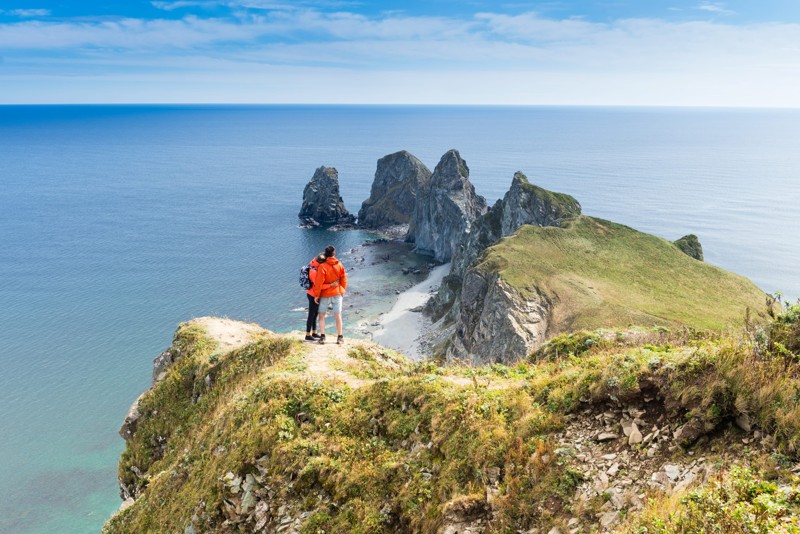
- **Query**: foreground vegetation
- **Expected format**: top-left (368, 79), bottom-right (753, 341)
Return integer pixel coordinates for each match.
top-left (105, 302), bottom-right (800, 533)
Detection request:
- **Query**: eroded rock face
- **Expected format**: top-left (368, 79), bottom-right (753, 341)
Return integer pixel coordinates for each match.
top-left (501, 172), bottom-right (581, 235)
top-left (430, 172), bottom-right (580, 321)
top-left (453, 171), bottom-right (581, 282)
top-left (298, 166), bottom-right (356, 227)
top-left (120, 347), bottom-right (181, 441)
top-left (358, 151), bottom-right (431, 230)
top-left (447, 270), bottom-right (552, 363)
top-left (674, 234), bottom-right (704, 261)
top-left (408, 150), bottom-right (487, 262)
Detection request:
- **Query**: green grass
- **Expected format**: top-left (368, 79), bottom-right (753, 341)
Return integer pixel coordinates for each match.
top-left (106, 306), bottom-right (800, 533)
top-left (514, 173), bottom-right (581, 220)
top-left (476, 216), bottom-right (768, 333)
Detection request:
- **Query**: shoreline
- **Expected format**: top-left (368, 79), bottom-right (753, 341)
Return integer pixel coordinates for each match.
top-left (370, 263), bottom-right (450, 359)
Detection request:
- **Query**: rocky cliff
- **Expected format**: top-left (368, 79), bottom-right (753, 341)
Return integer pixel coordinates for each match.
top-left (456, 172), bottom-right (581, 272)
top-left (408, 150), bottom-right (487, 262)
top-left (357, 151), bottom-right (431, 231)
top-left (430, 172), bottom-right (581, 320)
top-left (446, 269), bottom-right (551, 363)
top-left (298, 166), bottom-right (356, 227)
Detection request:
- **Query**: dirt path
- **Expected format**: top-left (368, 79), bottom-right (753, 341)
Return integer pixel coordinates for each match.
top-left (191, 317), bottom-right (268, 354)
top-left (299, 336), bottom-right (374, 388)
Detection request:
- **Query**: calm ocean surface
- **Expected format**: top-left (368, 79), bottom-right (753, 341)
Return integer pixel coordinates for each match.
top-left (1, 105), bottom-right (798, 533)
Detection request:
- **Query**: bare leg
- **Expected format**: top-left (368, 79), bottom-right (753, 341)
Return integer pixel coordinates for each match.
top-left (318, 312), bottom-right (326, 336)
top-left (334, 312), bottom-right (343, 336)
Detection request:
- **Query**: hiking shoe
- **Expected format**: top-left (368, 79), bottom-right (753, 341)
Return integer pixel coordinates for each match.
top-left (318, 334), bottom-right (326, 344)
top-left (311, 333), bottom-right (321, 339)
top-left (304, 335), bottom-right (315, 342)
top-left (337, 335), bottom-right (344, 345)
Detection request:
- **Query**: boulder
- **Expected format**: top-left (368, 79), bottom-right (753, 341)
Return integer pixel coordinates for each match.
top-left (298, 166), bottom-right (356, 227)
top-left (408, 150), bottom-right (487, 262)
top-left (673, 234), bottom-right (704, 261)
top-left (358, 151), bottom-right (431, 230)
top-left (673, 417), bottom-right (708, 447)
top-left (736, 412), bottom-right (752, 433)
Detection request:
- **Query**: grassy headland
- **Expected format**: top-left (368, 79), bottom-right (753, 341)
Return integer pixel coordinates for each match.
top-left (475, 216), bottom-right (768, 334)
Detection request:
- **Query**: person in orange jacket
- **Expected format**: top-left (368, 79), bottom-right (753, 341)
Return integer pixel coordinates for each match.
top-left (312, 245), bottom-right (347, 344)
top-left (304, 253), bottom-right (338, 341)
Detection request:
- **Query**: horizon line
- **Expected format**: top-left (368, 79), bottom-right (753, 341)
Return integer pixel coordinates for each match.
top-left (2, 102), bottom-right (799, 111)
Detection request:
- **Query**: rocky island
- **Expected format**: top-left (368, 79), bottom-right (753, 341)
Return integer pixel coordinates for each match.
top-left (105, 150), bottom-right (800, 533)
top-left (357, 150), bottom-right (431, 235)
top-left (298, 166), bottom-right (356, 228)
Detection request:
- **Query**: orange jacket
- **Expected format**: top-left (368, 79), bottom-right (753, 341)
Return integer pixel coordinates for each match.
top-left (313, 257), bottom-right (347, 299)
top-left (306, 257), bottom-right (330, 297)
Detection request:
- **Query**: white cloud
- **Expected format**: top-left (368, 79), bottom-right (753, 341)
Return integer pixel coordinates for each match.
top-left (151, 2), bottom-right (215, 11)
top-left (4, 9), bottom-right (52, 17)
top-left (475, 12), bottom-right (607, 42)
top-left (1, 8), bottom-right (800, 106)
top-left (696, 2), bottom-right (736, 16)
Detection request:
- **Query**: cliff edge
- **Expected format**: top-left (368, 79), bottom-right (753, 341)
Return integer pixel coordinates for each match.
top-left (106, 311), bottom-right (800, 533)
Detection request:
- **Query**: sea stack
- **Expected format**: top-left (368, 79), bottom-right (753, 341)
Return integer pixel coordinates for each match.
top-left (408, 149), bottom-right (487, 262)
top-left (357, 151), bottom-right (431, 231)
top-left (298, 166), bottom-right (356, 227)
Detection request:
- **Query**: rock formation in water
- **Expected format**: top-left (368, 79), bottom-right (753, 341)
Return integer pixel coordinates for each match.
top-left (429, 172), bottom-right (581, 320)
top-left (408, 150), bottom-right (487, 262)
top-left (674, 234), bottom-right (704, 261)
top-left (357, 151), bottom-right (431, 231)
top-left (298, 166), bottom-right (356, 227)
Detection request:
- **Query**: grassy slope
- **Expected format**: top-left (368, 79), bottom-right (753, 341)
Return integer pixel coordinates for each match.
top-left (105, 308), bottom-right (800, 533)
top-left (104, 326), bottom-right (579, 533)
top-left (476, 216), bottom-right (767, 333)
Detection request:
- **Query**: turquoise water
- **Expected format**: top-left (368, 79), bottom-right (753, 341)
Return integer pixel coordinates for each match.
top-left (1, 105), bottom-right (798, 532)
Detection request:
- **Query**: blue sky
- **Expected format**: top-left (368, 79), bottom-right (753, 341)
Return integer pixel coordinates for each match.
top-left (1, 1), bottom-right (800, 105)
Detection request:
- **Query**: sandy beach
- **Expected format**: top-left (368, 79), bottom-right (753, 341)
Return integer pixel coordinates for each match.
top-left (371, 263), bottom-right (450, 359)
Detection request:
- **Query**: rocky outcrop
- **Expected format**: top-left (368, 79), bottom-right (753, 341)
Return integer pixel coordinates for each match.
top-left (430, 172), bottom-right (580, 321)
top-left (408, 150), bottom-right (487, 262)
top-left (119, 346), bottom-right (184, 441)
top-left (358, 151), bottom-right (431, 231)
top-left (298, 166), bottom-right (356, 227)
top-left (452, 171), bottom-right (581, 280)
top-left (674, 234), bottom-right (703, 261)
top-left (447, 269), bottom-right (552, 363)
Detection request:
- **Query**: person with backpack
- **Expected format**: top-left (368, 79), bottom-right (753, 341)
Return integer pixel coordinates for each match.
top-left (312, 245), bottom-right (347, 345)
top-left (301, 253), bottom-right (337, 341)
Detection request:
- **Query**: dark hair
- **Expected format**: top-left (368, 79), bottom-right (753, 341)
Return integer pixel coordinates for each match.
top-left (324, 245), bottom-right (336, 258)
top-left (316, 254), bottom-right (326, 263)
